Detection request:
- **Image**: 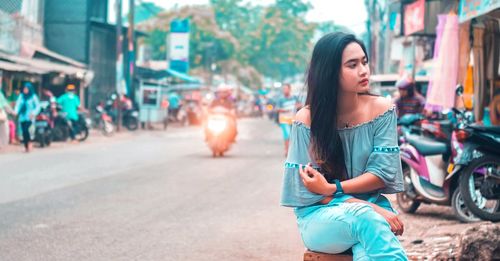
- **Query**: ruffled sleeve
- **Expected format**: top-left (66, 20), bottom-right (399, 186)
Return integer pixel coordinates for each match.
top-left (280, 122), bottom-right (324, 207)
top-left (364, 108), bottom-right (404, 194)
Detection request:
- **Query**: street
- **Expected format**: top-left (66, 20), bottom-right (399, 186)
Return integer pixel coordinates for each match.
top-left (0, 118), bottom-right (303, 261)
top-left (0, 118), bottom-right (488, 261)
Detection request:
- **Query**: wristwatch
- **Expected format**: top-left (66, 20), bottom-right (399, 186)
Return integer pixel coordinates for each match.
top-left (334, 179), bottom-right (344, 195)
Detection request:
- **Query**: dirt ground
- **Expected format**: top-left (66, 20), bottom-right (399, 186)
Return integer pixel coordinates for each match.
top-left (386, 194), bottom-right (490, 260)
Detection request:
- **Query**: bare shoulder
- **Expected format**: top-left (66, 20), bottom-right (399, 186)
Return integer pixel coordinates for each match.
top-left (362, 95), bottom-right (394, 117)
top-left (295, 106), bottom-right (311, 126)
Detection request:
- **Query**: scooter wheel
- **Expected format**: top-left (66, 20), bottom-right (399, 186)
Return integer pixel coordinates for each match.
top-left (396, 165), bottom-right (420, 213)
top-left (451, 188), bottom-right (480, 223)
top-left (459, 155), bottom-right (500, 222)
top-left (396, 192), bottom-right (420, 213)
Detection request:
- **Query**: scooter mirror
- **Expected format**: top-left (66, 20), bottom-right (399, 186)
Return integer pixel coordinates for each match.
top-left (455, 84), bottom-right (464, 96)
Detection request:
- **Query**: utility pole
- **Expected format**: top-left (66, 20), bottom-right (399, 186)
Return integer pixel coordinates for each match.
top-left (127, 0), bottom-right (135, 103)
top-left (116, 0), bottom-right (123, 131)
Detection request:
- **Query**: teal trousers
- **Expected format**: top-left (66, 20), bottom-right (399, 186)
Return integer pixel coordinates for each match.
top-left (297, 201), bottom-right (408, 260)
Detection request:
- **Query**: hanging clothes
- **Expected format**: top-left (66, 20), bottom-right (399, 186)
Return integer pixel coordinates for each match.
top-left (464, 64), bottom-right (474, 110)
top-left (484, 19), bottom-right (500, 103)
top-left (426, 14), bottom-right (460, 111)
top-left (424, 15), bottom-right (447, 112)
top-left (472, 24), bottom-right (486, 121)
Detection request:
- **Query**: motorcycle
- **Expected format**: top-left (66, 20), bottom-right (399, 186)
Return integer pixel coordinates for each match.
top-left (52, 107), bottom-right (90, 142)
top-left (94, 103), bottom-right (114, 136)
top-left (205, 106), bottom-right (236, 157)
top-left (34, 101), bottom-right (52, 148)
top-left (186, 100), bottom-right (203, 125)
top-left (397, 113), bottom-right (424, 145)
top-left (122, 109), bottom-right (139, 131)
top-left (452, 85), bottom-right (500, 221)
top-left (396, 103), bottom-right (480, 222)
top-left (104, 94), bottom-right (139, 131)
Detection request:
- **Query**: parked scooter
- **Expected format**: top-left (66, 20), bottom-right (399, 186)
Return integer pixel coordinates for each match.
top-left (105, 94), bottom-right (139, 131)
top-left (34, 101), bottom-right (52, 148)
top-left (397, 113), bottom-right (424, 145)
top-left (94, 102), bottom-right (114, 136)
top-left (451, 85), bottom-right (500, 221)
top-left (205, 106), bottom-right (236, 157)
top-left (122, 109), bottom-right (139, 131)
top-left (397, 104), bottom-right (480, 222)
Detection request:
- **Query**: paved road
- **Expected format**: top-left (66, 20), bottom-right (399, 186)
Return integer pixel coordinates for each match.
top-left (0, 118), bottom-right (304, 261)
top-left (0, 117), bottom-right (483, 260)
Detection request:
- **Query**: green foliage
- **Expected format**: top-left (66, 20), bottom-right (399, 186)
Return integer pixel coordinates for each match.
top-left (141, 0), bottom-right (333, 85)
top-left (144, 29), bottom-right (167, 60)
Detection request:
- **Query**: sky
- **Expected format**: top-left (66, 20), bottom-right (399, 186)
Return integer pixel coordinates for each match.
top-left (115, 0), bottom-right (368, 35)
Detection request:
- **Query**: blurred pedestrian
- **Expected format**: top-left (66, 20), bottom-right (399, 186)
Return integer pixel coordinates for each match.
top-left (0, 90), bottom-right (15, 148)
top-left (14, 82), bottom-right (40, 152)
top-left (276, 83), bottom-right (301, 156)
top-left (394, 77), bottom-right (426, 117)
top-left (168, 91), bottom-right (182, 120)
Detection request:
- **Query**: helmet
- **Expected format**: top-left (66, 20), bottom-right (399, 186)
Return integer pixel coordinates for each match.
top-left (395, 77), bottom-right (414, 90)
top-left (66, 84), bottom-right (76, 91)
top-left (216, 83), bottom-right (232, 93)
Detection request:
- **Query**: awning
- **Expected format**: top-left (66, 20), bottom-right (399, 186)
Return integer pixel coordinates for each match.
top-left (20, 42), bottom-right (86, 68)
top-left (0, 52), bottom-right (88, 76)
top-left (137, 66), bottom-right (201, 84)
top-left (165, 68), bottom-right (201, 83)
top-left (0, 59), bottom-right (46, 74)
top-left (0, 60), bottom-right (29, 72)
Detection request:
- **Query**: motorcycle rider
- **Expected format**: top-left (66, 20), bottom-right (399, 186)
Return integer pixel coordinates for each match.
top-left (207, 84), bottom-right (237, 142)
top-left (57, 84), bottom-right (81, 141)
top-left (394, 77), bottom-right (426, 118)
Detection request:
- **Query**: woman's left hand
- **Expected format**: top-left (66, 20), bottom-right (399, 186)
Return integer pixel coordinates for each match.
top-left (299, 164), bottom-right (335, 196)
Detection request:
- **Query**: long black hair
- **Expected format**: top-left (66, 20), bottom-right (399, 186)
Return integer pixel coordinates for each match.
top-left (305, 32), bottom-right (368, 182)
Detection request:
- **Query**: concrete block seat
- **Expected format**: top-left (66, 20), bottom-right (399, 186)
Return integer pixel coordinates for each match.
top-left (304, 249), bottom-right (353, 261)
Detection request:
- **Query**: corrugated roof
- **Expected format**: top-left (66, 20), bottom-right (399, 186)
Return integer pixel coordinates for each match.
top-left (0, 52), bottom-right (87, 75)
top-left (0, 59), bottom-right (46, 74)
top-left (21, 43), bottom-right (86, 68)
top-left (0, 60), bottom-right (27, 71)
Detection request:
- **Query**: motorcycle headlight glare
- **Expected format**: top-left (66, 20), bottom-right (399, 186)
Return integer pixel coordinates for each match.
top-left (207, 119), bottom-right (227, 134)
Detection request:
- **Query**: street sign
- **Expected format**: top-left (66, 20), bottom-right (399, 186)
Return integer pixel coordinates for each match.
top-left (168, 19), bottom-right (190, 73)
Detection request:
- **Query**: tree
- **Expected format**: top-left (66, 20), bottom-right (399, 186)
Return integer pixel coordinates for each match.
top-left (247, 0), bottom-right (315, 80)
top-left (144, 29), bottom-right (167, 60)
top-left (139, 0), bottom-right (324, 86)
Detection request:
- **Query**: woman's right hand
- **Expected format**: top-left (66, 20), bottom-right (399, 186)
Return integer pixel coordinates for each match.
top-left (373, 206), bottom-right (404, 236)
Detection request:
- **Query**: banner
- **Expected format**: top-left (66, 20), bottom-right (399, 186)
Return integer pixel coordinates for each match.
top-left (168, 19), bottom-right (190, 73)
top-left (404, 0), bottom-right (425, 36)
top-left (459, 0), bottom-right (500, 23)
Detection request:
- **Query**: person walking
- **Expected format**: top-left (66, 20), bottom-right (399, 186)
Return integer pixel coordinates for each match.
top-left (276, 83), bottom-right (301, 156)
top-left (14, 82), bottom-right (40, 152)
